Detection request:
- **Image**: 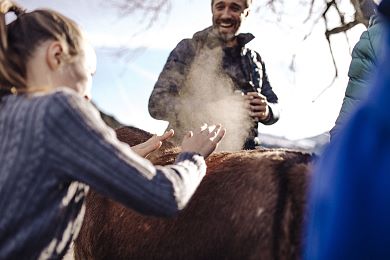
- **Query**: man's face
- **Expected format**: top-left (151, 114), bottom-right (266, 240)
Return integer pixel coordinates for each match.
top-left (212, 0), bottom-right (249, 43)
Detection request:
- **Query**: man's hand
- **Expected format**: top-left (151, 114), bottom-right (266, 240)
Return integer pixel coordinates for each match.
top-left (132, 129), bottom-right (174, 158)
top-left (244, 92), bottom-right (270, 122)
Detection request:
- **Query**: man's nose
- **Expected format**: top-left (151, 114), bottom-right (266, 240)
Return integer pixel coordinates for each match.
top-left (220, 8), bottom-right (232, 19)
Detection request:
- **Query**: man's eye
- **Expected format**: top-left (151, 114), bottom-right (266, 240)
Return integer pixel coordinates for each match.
top-left (230, 4), bottom-right (242, 12)
top-left (215, 4), bottom-right (225, 10)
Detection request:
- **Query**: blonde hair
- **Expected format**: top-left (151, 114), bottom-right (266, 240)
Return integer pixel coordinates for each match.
top-left (0, 1), bottom-right (83, 97)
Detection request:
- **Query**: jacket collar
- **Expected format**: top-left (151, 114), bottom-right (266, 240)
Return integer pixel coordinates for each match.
top-left (193, 26), bottom-right (255, 49)
top-left (369, 13), bottom-right (385, 27)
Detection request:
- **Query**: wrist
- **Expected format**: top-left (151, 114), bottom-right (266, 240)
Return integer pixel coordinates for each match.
top-left (260, 108), bottom-right (271, 123)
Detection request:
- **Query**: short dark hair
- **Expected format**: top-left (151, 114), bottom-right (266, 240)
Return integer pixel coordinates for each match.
top-left (211, 0), bottom-right (252, 8)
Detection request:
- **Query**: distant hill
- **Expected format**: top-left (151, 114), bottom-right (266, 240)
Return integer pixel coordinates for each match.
top-left (99, 110), bottom-right (124, 129)
top-left (259, 132), bottom-right (330, 155)
top-left (96, 106), bottom-right (330, 155)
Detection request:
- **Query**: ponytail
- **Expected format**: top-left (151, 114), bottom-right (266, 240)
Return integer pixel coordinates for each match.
top-left (0, 0), bottom-right (26, 97)
top-left (0, 1), bottom-right (83, 99)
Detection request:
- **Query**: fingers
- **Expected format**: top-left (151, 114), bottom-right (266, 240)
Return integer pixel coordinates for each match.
top-left (159, 129), bottom-right (174, 142)
top-left (245, 92), bottom-right (267, 103)
top-left (251, 111), bottom-right (267, 117)
top-left (131, 135), bottom-right (162, 158)
top-left (144, 134), bottom-right (163, 150)
top-left (199, 124), bottom-right (225, 143)
top-left (249, 99), bottom-right (267, 106)
top-left (198, 123), bottom-right (208, 133)
top-left (137, 134), bottom-right (157, 148)
top-left (212, 127), bottom-right (226, 144)
top-left (251, 111), bottom-right (269, 121)
top-left (148, 141), bottom-right (162, 153)
top-left (180, 124), bottom-right (226, 158)
top-left (246, 92), bottom-right (266, 98)
top-left (209, 124), bottom-right (221, 137)
top-left (183, 131), bottom-right (193, 140)
top-left (250, 104), bottom-right (267, 112)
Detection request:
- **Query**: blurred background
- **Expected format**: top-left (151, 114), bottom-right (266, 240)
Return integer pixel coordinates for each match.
top-left (17, 0), bottom-right (373, 152)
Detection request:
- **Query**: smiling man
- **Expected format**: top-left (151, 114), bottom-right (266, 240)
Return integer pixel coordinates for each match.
top-left (149, 0), bottom-right (280, 150)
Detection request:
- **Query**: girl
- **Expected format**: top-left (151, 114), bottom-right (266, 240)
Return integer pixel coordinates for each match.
top-left (0, 1), bottom-right (225, 259)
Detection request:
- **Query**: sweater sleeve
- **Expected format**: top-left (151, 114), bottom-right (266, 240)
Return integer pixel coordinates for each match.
top-left (44, 89), bottom-right (206, 217)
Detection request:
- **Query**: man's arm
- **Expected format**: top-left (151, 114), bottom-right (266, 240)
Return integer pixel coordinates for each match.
top-left (148, 39), bottom-right (195, 122)
top-left (247, 52), bottom-right (280, 125)
top-left (259, 61), bottom-right (280, 125)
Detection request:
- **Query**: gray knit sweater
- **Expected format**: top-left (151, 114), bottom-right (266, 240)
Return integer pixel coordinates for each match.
top-left (0, 88), bottom-right (206, 259)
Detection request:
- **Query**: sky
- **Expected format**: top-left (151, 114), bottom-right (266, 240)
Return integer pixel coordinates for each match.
top-left (19, 0), bottom-right (367, 140)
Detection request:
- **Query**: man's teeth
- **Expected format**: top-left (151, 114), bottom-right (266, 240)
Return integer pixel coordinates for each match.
top-left (220, 23), bottom-right (232, 27)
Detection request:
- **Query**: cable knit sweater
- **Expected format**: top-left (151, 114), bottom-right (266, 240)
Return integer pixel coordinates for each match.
top-left (0, 88), bottom-right (206, 260)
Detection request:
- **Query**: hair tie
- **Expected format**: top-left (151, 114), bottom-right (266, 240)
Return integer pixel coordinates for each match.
top-left (10, 5), bottom-right (26, 17)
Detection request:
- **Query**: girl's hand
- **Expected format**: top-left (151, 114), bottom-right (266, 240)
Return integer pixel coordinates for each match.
top-left (132, 129), bottom-right (174, 158)
top-left (181, 124), bottom-right (226, 159)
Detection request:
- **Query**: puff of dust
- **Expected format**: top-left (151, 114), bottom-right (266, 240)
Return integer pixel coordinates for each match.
top-left (177, 46), bottom-right (253, 151)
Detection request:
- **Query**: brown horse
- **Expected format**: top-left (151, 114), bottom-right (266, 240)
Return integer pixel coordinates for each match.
top-left (74, 126), bottom-right (313, 260)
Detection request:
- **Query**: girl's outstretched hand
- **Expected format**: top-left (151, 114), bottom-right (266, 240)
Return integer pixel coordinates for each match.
top-left (181, 124), bottom-right (226, 159)
top-left (132, 129), bottom-right (174, 158)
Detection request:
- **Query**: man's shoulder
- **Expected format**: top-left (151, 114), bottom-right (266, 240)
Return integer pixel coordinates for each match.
top-left (174, 27), bottom-right (212, 48)
top-left (192, 27), bottom-right (213, 41)
top-left (171, 28), bottom-right (212, 57)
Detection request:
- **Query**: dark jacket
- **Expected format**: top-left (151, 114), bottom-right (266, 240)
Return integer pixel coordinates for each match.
top-left (149, 27), bottom-right (279, 149)
top-left (330, 14), bottom-right (385, 140)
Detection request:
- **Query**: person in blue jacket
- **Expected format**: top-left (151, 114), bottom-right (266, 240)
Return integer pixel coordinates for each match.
top-left (304, 0), bottom-right (390, 258)
top-left (330, 1), bottom-right (385, 141)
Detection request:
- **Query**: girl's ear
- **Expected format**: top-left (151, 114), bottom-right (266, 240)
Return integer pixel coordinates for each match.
top-left (46, 41), bottom-right (64, 70)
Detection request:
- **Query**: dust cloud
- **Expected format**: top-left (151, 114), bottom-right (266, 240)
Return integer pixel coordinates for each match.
top-left (177, 45), bottom-right (253, 151)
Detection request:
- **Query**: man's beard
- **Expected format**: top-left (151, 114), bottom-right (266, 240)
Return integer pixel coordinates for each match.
top-left (217, 31), bottom-right (236, 43)
top-left (211, 26), bottom-right (236, 43)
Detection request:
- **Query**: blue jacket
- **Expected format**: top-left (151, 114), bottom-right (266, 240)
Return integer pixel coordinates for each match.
top-left (330, 14), bottom-right (385, 140)
top-left (305, 1), bottom-right (390, 258)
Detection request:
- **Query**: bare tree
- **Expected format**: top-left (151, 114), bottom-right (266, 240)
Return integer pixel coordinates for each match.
top-left (108, 0), bottom-right (172, 30)
top-left (307, 0), bottom-right (377, 98)
top-left (315, 0), bottom-right (376, 75)
top-left (107, 0), bottom-right (377, 88)
top-left (257, 0), bottom-right (377, 99)
top-left (107, 0), bottom-right (377, 55)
